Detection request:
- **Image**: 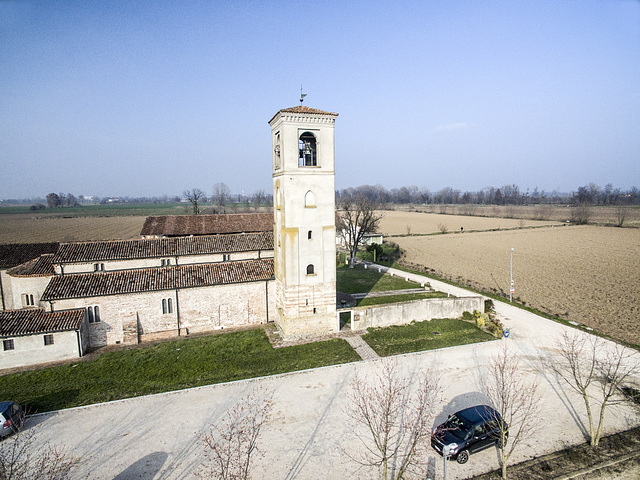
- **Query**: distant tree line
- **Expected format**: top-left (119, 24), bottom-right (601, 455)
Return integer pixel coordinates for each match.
top-left (336, 183), bottom-right (640, 206)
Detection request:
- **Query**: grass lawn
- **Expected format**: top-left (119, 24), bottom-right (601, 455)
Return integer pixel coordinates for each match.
top-left (362, 318), bottom-right (496, 356)
top-left (0, 329), bottom-right (359, 413)
top-left (336, 263), bottom-right (419, 294)
top-left (356, 291), bottom-right (448, 307)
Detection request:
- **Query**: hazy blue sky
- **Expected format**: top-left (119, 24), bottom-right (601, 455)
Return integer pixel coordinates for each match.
top-left (1, 0), bottom-right (639, 199)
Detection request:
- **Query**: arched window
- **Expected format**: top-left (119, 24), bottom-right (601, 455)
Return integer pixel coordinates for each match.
top-left (298, 132), bottom-right (317, 166)
top-left (306, 264), bottom-right (315, 275)
top-left (305, 190), bottom-right (316, 207)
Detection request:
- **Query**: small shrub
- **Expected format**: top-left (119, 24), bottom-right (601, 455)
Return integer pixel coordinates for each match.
top-left (462, 311), bottom-right (474, 321)
top-left (437, 222), bottom-right (448, 234)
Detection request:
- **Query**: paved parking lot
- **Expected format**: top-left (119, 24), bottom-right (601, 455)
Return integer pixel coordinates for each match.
top-left (27, 273), bottom-right (640, 479)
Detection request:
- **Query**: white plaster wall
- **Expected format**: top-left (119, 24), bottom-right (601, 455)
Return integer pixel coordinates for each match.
top-left (0, 331), bottom-right (81, 370)
top-left (350, 296), bottom-right (485, 331)
top-left (0, 270), bottom-right (14, 310)
top-left (56, 250), bottom-right (273, 274)
top-left (7, 275), bottom-right (51, 309)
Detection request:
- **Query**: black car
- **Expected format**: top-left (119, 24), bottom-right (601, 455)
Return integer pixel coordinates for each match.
top-left (1, 401), bottom-right (24, 438)
top-left (431, 405), bottom-right (507, 464)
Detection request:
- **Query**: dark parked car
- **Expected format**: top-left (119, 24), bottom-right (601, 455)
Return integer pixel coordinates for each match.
top-left (1, 401), bottom-right (24, 438)
top-left (431, 405), bottom-right (507, 464)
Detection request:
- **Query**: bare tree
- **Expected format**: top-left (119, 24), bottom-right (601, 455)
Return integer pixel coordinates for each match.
top-left (252, 190), bottom-right (266, 210)
top-left (196, 388), bottom-right (273, 480)
top-left (550, 331), bottom-right (640, 447)
top-left (616, 206), bottom-right (626, 227)
top-left (336, 195), bottom-right (383, 268)
top-left (482, 343), bottom-right (542, 479)
top-left (184, 188), bottom-right (206, 215)
top-left (344, 359), bottom-right (441, 480)
top-left (0, 425), bottom-right (74, 480)
top-left (46, 193), bottom-right (62, 209)
top-left (212, 183), bottom-right (231, 213)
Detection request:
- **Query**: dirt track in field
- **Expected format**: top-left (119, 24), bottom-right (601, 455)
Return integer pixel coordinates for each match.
top-left (393, 223), bottom-right (640, 345)
top-left (0, 215), bottom-right (146, 243)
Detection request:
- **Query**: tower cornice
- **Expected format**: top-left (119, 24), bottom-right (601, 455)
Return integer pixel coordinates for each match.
top-left (269, 106), bottom-right (339, 125)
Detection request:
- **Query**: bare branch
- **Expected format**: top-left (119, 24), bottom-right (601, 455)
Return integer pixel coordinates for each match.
top-left (336, 195), bottom-right (383, 268)
top-left (196, 387), bottom-right (274, 480)
top-left (184, 188), bottom-right (206, 215)
top-left (550, 331), bottom-right (640, 446)
top-left (344, 359), bottom-right (441, 480)
top-left (482, 343), bottom-right (542, 479)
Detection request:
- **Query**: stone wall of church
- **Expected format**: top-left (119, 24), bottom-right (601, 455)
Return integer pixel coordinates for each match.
top-left (49, 280), bottom-right (276, 348)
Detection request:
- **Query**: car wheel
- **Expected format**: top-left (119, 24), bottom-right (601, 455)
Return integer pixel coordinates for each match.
top-left (456, 450), bottom-right (469, 464)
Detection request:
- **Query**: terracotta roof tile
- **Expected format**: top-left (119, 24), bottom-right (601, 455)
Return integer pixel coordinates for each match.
top-left (140, 213), bottom-right (272, 237)
top-left (0, 243), bottom-right (60, 269)
top-left (0, 308), bottom-right (84, 337)
top-left (53, 232), bottom-right (273, 264)
top-left (41, 258), bottom-right (274, 300)
top-left (7, 254), bottom-right (55, 277)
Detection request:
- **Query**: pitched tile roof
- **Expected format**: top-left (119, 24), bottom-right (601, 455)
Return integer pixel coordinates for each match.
top-left (7, 254), bottom-right (55, 277)
top-left (140, 213), bottom-right (272, 237)
top-left (0, 308), bottom-right (85, 337)
top-left (53, 232), bottom-right (273, 264)
top-left (41, 258), bottom-right (274, 300)
top-left (269, 106), bottom-right (339, 123)
top-left (0, 243), bottom-right (60, 269)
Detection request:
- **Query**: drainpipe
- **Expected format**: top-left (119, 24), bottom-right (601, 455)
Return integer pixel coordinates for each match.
top-left (175, 289), bottom-right (181, 336)
top-left (0, 271), bottom-right (5, 310)
top-left (265, 280), bottom-right (270, 323)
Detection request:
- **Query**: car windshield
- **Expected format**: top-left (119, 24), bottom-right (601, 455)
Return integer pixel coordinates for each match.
top-left (443, 414), bottom-right (473, 440)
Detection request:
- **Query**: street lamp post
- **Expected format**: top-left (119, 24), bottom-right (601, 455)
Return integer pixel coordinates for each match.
top-left (510, 247), bottom-right (514, 302)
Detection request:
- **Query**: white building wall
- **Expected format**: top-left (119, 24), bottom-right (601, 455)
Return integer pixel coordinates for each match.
top-left (7, 275), bottom-right (51, 310)
top-left (0, 270), bottom-right (14, 310)
top-left (55, 251), bottom-right (273, 274)
top-left (0, 330), bottom-right (82, 370)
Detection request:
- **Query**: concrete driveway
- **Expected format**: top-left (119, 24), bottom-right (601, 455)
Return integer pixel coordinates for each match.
top-left (26, 270), bottom-right (640, 479)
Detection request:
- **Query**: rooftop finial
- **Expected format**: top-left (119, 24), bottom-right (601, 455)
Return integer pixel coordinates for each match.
top-left (300, 85), bottom-right (307, 105)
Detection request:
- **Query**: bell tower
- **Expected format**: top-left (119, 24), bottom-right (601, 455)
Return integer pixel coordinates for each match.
top-left (269, 106), bottom-right (339, 336)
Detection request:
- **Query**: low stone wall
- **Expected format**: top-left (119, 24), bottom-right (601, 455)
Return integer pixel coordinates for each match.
top-left (348, 296), bottom-right (484, 332)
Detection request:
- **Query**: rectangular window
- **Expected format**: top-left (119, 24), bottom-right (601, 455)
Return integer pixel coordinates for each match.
top-left (3, 339), bottom-right (14, 351)
top-left (162, 298), bottom-right (173, 314)
top-left (222, 254), bottom-right (230, 262)
top-left (87, 306), bottom-right (100, 323)
top-left (22, 294), bottom-right (35, 307)
top-left (44, 334), bottom-right (54, 346)
top-left (94, 263), bottom-right (99, 272)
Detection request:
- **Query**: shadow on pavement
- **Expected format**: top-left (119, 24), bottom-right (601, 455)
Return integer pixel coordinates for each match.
top-left (113, 451), bottom-right (168, 480)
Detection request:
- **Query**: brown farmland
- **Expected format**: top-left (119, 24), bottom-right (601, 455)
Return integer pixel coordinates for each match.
top-left (0, 215), bottom-right (147, 243)
top-left (378, 210), bottom-right (560, 235)
top-left (393, 224), bottom-right (640, 345)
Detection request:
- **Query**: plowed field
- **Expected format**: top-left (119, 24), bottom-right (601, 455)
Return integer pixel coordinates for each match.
top-left (394, 225), bottom-right (640, 345)
top-left (0, 215), bottom-right (146, 243)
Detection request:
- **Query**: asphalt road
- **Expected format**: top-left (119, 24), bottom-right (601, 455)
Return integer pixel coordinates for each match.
top-left (27, 270), bottom-right (640, 479)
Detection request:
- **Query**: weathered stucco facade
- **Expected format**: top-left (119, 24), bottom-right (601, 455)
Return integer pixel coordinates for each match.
top-left (270, 106), bottom-right (338, 337)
